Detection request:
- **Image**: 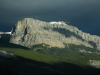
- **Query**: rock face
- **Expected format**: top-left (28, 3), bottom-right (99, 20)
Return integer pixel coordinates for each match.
top-left (89, 60), bottom-right (100, 68)
top-left (10, 18), bottom-right (100, 50)
top-left (0, 50), bottom-right (16, 59)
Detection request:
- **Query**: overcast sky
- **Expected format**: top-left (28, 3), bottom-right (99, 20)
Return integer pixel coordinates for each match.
top-left (0, 0), bottom-right (100, 35)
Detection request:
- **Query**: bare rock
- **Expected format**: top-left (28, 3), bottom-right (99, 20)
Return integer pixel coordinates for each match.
top-left (10, 18), bottom-right (100, 50)
top-left (89, 60), bottom-right (100, 68)
top-left (0, 50), bottom-right (16, 59)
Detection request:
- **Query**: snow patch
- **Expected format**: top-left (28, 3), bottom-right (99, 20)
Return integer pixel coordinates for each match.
top-left (49, 21), bottom-right (66, 25)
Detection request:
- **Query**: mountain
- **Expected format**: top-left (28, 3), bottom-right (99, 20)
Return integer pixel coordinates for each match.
top-left (10, 18), bottom-right (100, 50)
top-left (0, 18), bottom-right (100, 75)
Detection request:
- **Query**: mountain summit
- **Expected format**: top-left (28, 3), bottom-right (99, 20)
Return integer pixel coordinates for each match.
top-left (10, 18), bottom-right (100, 50)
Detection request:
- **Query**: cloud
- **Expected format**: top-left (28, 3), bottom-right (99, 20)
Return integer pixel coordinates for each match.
top-left (0, 0), bottom-right (100, 35)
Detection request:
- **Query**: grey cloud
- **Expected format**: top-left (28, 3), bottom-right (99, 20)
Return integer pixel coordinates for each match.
top-left (0, 0), bottom-right (100, 35)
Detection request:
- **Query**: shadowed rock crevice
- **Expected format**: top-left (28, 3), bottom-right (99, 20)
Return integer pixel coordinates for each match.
top-left (24, 27), bottom-right (28, 35)
top-left (52, 27), bottom-right (85, 41)
top-left (88, 41), bottom-right (97, 49)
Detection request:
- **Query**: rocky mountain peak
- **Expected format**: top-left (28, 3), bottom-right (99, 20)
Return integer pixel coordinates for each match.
top-left (10, 18), bottom-right (100, 50)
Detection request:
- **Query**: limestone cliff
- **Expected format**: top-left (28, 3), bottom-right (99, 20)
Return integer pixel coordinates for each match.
top-left (10, 18), bottom-right (100, 50)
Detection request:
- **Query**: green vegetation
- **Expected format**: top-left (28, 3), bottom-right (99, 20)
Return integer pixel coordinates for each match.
top-left (0, 40), bottom-right (60, 64)
top-left (0, 39), bottom-right (100, 75)
top-left (32, 44), bottom-right (100, 66)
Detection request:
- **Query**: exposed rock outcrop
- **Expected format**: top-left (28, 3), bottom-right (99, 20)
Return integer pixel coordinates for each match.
top-left (89, 60), bottom-right (100, 68)
top-left (10, 18), bottom-right (100, 50)
top-left (0, 50), bottom-right (16, 59)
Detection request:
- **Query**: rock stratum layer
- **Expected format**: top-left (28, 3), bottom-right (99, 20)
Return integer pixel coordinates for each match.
top-left (10, 18), bottom-right (100, 50)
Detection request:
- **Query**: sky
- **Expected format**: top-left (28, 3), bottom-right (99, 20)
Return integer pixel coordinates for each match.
top-left (0, 0), bottom-right (100, 36)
